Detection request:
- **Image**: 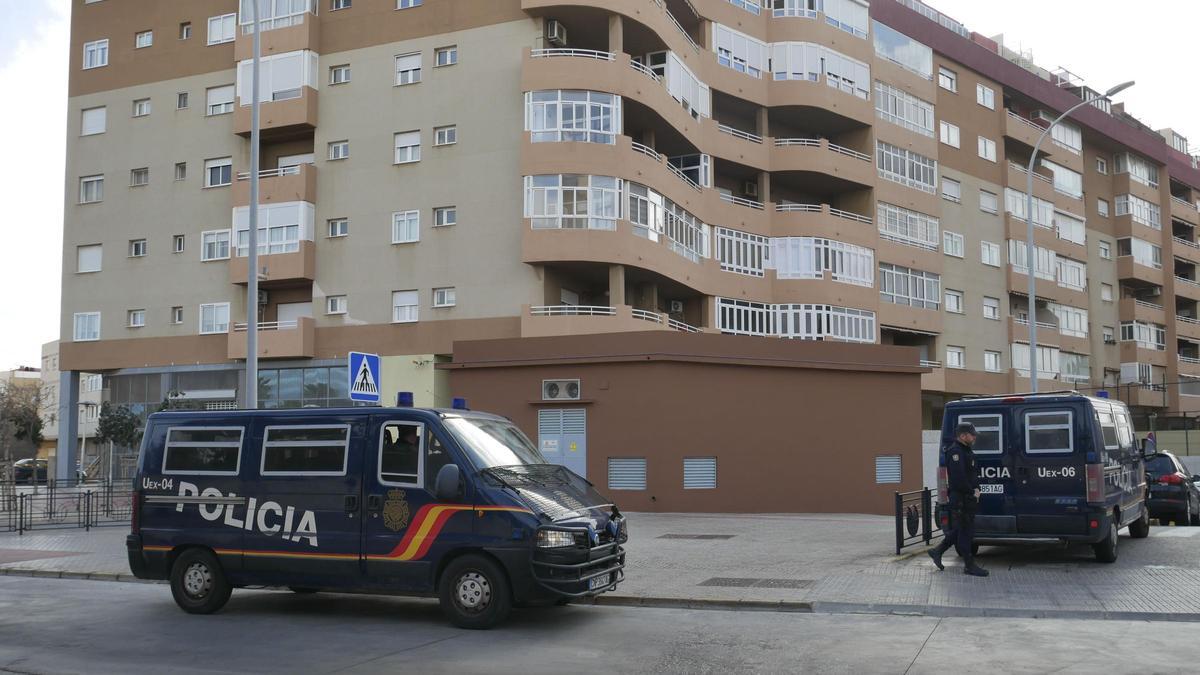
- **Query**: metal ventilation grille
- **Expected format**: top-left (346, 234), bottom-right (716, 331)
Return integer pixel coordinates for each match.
top-left (875, 455), bottom-right (902, 484)
top-left (608, 458), bottom-right (646, 490)
top-left (683, 457), bottom-right (716, 489)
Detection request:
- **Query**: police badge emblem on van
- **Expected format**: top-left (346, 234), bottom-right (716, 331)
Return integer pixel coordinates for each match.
top-left (384, 489), bottom-right (411, 532)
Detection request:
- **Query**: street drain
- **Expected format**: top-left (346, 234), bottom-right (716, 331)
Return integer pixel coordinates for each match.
top-left (657, 534), bottom-right (736, 540)
top-left (699, 577), bottom-right (812, 589)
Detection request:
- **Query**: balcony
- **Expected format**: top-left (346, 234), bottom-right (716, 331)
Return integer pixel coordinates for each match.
top-left (1119, 341), bottom-right (1168, 367)
top-left (1116, 384), bottom-right (1169, 409)
top-left (1177, 315), bottom-right (1200, 341)
top-left (234, 4), bottom-right (319, 60)
top-left (1175, 275), bottom-right (1200, 302)
top-left (227, 317), bottom-right (315, 360)
top-left (770, 138), bottom-right (874, 186)
top-left (233, 165), bottom-right (316, 207)
top-left (1113, 174), bottom-right (1162, 206)
top-left (1007, 268), bottom-right (1061, 303)
top-left (520, 304), bottom-right (703, 338)
top-left (234, 87), bottom-right (318, 138)
top-left (877, 302), bottom-right (942, 336)
top-left (1172, 195), bottom-right (1200, 226)
top-left (1004, 214), bottom-right (1080, 258)
top-left (1009, 317), bottom-right (1059, 348)
top-left (1003, 111), bottom-right (1049, 154)
top-left (1119, 298), bottom-right (1165, 324)
top-left (774, 202), bottom-right (876, 247)
top-left (230, 240), bottom-right (316, 286)
top-left (1006, 161), bottom-right (1057, 203)
top-left (1116, 256), bottom-right (1165, 287)
top-left (1179, 354), bottom-right (1200, 377)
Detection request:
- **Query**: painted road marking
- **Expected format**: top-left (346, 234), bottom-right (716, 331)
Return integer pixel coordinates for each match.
top-left (1152, 528), bottom-right (1200, 538)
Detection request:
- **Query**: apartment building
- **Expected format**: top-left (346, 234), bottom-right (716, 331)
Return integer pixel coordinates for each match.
top-left (59, 0), bottom-right (1200, 465)
top-left (38, 341), bottom-right (102, 461)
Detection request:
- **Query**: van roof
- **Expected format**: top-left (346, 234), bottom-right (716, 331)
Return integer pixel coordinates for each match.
top-left (147, 407), bottom-right (508, 422)
top-left (947, 391), bottom-right (1123, 408)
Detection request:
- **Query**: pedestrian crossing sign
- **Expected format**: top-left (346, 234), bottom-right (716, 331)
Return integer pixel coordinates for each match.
top-left (348, 351), bottom-right (381, 404)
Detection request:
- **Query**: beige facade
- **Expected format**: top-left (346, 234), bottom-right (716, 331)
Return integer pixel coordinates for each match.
top-left (58, 0), bottom-right (1200, 432)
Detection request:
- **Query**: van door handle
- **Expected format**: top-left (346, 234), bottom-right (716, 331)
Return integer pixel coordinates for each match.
top-left (366, 494), bottom-right (383, 512)
top-left (345, 495), bottom-right (360, 514)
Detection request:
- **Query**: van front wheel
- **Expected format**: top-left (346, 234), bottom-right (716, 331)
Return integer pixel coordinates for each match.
top-left (1093, 519), bottom-right (1119, 563)
top-left (170, 549), bottom-right (232, 614)
top-left (439, 555), bottom-right (512, 630)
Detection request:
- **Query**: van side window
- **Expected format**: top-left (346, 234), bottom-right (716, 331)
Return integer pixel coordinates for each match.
top-left (1025, 411), bottom-right (1073, 454)
top-left (959, 414), bottom-right (1002, 454)
top-left (1096, 411), bottom-right (1119, 449)
top-left (425, 428), bottom-right (453, 491)
top-left (163, 427), bottom-right (243, 474)
top-left (260, 425), bottom-right (350, 475)
top-left (380, 422), bottom-right (423, 486)
top-left (1115, 411), bottom-right (1134, 450)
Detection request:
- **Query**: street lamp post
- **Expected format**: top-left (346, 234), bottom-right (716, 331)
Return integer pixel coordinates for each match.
top-left (246, 0), bottom-right (262, 410)
top-left (1024, 80), bottom-right (1135, 393)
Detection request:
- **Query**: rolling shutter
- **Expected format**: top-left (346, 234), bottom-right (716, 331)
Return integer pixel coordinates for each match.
top-left (608, 458), bottom-right (646, 490)
top-left (875, 455), bottom-right (902, 484)
top-left (683, 457), bottom-right (716, 489)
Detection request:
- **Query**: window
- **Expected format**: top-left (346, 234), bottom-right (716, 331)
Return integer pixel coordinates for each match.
top-left (177, 92), bottom-right (189, 109)
top-left (1051, 121), bottom-right (1082, 155)
top-left (1098, 198), bottom-right (1110, 218)
top-left (329, 64), bottom-right (350, 84)
top-left (714, 24), bottom-right (769, 78)
top-left (135, 30), bottom-right (153, 48)
top-left (873, 81), bottom-right (934, 137)
top-left (977, 136), bottom-right (997, 162)
top-left (200, 303), bottom-right (230, 334)
top-left (944, 290), bottom-right (963, 314)
top-left (79, 175), bottom-right (104, 203)
top-left (716, 228), bottom-right (769, 277)
top-left (1102, 326), bottom-right (1114, 343)
top-left (392, 210), bottom-right (419, 244)
top-left (132, 98), bottom-right (151, 117)
top-left (332, 0), bottom-right (351, 8)
top-left (128, 309), bottom-right (145, 328)
top-left (129, 239), bottom-right (148, 257)
top-left (1115, 194), bottom-right (1161, 229)
top-left (1099, 240), bottom-right (1111, 259)
top-left (983, 296), bottom-right (1000, 320)
top-left (946, 346), bottom-right (965, 369)
top-left (77, 245), bottom-right (102, 273)
top-left (433, 287), bottom-right (456, 308)
top-left (941, 177), bottom-right (961, 203)
top-left (877, 202), bottom-right (939, 250)
top-left (1097, 411), bottom-right (1119, 450)
top-left (1005, 188), bottom-right (1055, 228)
top-left (1117, 237), bottom-right (1162, 268)
top-left (327, 218), bottom-right (349, 238)
top-left (163, 428), bottom-right (243, 475)
top-left (939, 120), bottom-right (960, 148)
top-left (81, 107), bottom-right (106, 136)
top-left (179, 22), bottom-right (192, 40)
top-left (716, 298), bottom-right (876, 342)
top-left (379, 422), bottom-right (423, 485)
top-left (1096, 157), bottom-right (1108, 174)
top-left (879, 263), bottom-right (941, 309)
top-left (201, 230), bottom-right (231, 261)
top-left (174, 162), bottom-right (187, 181)
top-left (1050, 303), bottom-right (1088, 338)
top-left (876, 141), bottom-right (937, 193)
top-left (261, 426), bottom-right (350, 475)
top-left (130, 167), bottom-right (149, 186)
top-left (204, 157), bottom-right (232, 187)
top-left (397, 0), bottom-right (423, 7)
top-left (236, 51), bottom-right (319, 104)
top-left (1025, 411), bottom-right (1073, 455)
top-left (526, 174), bottom-right (623, 231)
top-left (767, 237), bottom-right (874, 286)
top-left (1101, 283), bottom-right (1113, 302)
top-left (395, 52), bottom-right (421, 86)
top-left (173, 235), bottom-right (185, 254)
top-left (959, 414), bottom-right (1002, 454)
top-left (434, 125), bottom-right (457, 146)
top-left (674, 455), bottom-right (719, 491)
top-left (984, 351), bottom-right (1002, 373)
top-left (1042, 160), bottom-right (1082, 198)
top-left (1054, 210), bottom-right (1086, 246)
top-left (73, 312), bottom-right (101, 342)
top-left (1114, 152), bottom-right (1159, 188)
top-left (980, 190), bottom-right (998, 214)
top-left (826, 0), bottom-right (870, 38)
top-left (205, 85), bottom-right (234, 115)
top-left (171, 306), bottom-right (184, 324)
top-left (975, 83), bottom-right (995, 109)
top-left (434, 206), bottom-right (456, 227)
top-left (328, 140), bottom-right (349, 160)
top-left (207, 14), bottom-right (236, 45)
top-left (526, 90), bottom-right (621, 145)
top-left (326, 295), bottom-right (347, 315)
top-left (871, 21), bottom-right (931, 78)
top-left (875, 455), bottom-right (901, 484)
top-left (769, 42), bottom-right (871, 99)
top-left (943, 231), bottom-right (964, 258)
top-left (938, 66), bottom-right (957, 92)
top-left (394, 131), bottom-right (420, 164)
top-left (981, 241), bottom-right (1001, 267)
top-left (1120, 321), bottom-right (1166, 350)
top-left (435, 46), bottom-right (457, 67)
top-left (233, 202), bottom-right (313, 256)
top-left (1012, 343), bottom-right (1060, 379)
top-left (1008, 240), bottom-right (1057, 279)
top-left (83, 39), bottom-right (109, 69)
top-left (608, 458), bottom-right (647, 490)
top-left (392, 290), bottom-right (419, 323)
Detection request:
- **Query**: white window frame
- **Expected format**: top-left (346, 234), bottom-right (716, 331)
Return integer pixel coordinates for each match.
top-left (332, 0), bottom-right (351, 9)
top-left (205, 85), bottom-right (235, 116)
top-left (77, 244), bottom-right (102, 273)
top-left (177, 92), bottom-right (189, 109)
top-left (162, 427), bottom-right (244, 476)
top-left (135, 30), bottom-right (153, 49)
top-left (943, 231), bottom-right (964, 258)
top-left (132, 98), bottom-right (151, 117)
top-left (981, 241), bottom-right (1001, 267)
top-left (129, 239), bottom-right (147, 257)
top-left (180, 22), bottom-right (192, 40)
top-left (171, 306), bottom-right (184, 324)
top-left (83, 39), bottom-right (109, 69)
top-left (977, 136), bottom-right (997, 162)
top-left (327, 218), bottom-right (349, 238)
top-left (939, 120), bottom-right (960, 148)
top-left (394, 131), bottom-right (420, 164)
top-left (73, 312), bottom-right (101, 342)
top-left (983, 296), bottom-right (1000, 320)
top-left (1024, 410), bottom-right (1074, 455)
top-left (175, 162), bottom-right (187, 181)
top-left (199, 302), bottom-right (231, 335)
top-left (434, 125), bottom-right (457, 146)
top-left (435, 46), bottom-right (457, 67)
top-left (377, 421), bottom-right (425, 487)
top-left (79, 175), bottom-right (104, 204)
top-left (204, 157), bottom-right (233, 188)
top-left (201, 230), bottom-right (231, 261)
top-left (392, 210), bottom-right (419, 244)
top-left (1101, 283), bottom-right (1113, 302)
top-left (328, 140), bottom-right (350, 160)
top-left (392, 290), bottom-right (419, 324)
top-left (975, 83), bottom-right (995, 109)
top-left (329, 64), bottom-right (351, 85)
top-left (877, 202), bottom-right (939, 250)
top-left (260, 425), bottom-right (351, 477)
top-left (207, 14), bottom-right (236, 45)
top-left (941, 177), bottom-right (961, 203)
top-left (937, 66), bottom-right (956, 92)
top-left (130, 167), bottom-right (149, 187)
top-left (944, 289), bottom-right (964, 314)
top-left (1098, 198), bottom-right (1110, 218)
top-left (946, 345), bottom-right (965, 369)
top-left (81, 106), bottom-right (106, 136)
top-left (433, 287), bottom-right (456, 308)
top-left (397, 0), bottom-right (423, 8)
top-left (1098, 240), bottom-right (1111, 259)
top-left (980, 190), bottom-right (999, 215)
top-left (434, 206), bottom-right (456, 227)
top-left (172, 234), bottom-right (185, 254)
top-left (128, 309), bottom-right (146, 328)
top-left (1096, 157), bottom-right (1108, 174)
top-left (876, 141), bottom-right (937, 193)
top-left (326, 295), bottom-right (347, 315)
top-left (959, 414), bottom-right (1002, 455)
top-left (984, 351), bottom-right (1002, 373)
top-left (394, 52), bottom-right (421, 86)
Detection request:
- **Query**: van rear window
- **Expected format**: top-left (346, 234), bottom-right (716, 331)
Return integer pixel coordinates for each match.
top-left (1025, 411), bottom-right (1073, 454)
top-left (1096, 411), bottom-right (1119, 449)
top-left (261, 425), bottom-right (350, 475)
top-left (163, 427), bottom-right (243, 474)
top-left (958, 414), bottom-right (1002, 454)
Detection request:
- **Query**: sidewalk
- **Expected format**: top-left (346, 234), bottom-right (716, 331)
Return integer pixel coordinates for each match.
top-left (4, 513), bottom-right (1200, 621)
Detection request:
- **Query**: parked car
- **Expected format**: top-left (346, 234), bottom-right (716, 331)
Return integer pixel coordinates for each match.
top-left (11, 458), bottom-right (49, 484)
top-left (1145, 451), bottom-right (1200, 526)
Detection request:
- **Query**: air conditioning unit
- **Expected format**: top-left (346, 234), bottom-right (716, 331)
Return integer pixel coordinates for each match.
top-left (669, 300), bottom-right (685, 314)
top-left (1032, 110), bottom-right (1054, 123)
top-left (1104, 338), bottom-right (1117, 345)
top-left (257, 289), bottom-right (269, 305)
top-left (546, 20), bottom-right (568, 47)
top-left (743, 181), bottom-right (759, 198)
top-left (542, 379), bottom-right (580, 401)
top-left (1146, 287), bottom-right (1162, 297)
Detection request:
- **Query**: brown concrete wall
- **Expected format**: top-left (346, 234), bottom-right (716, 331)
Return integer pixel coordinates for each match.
top-left (444, 332), bottom-right (925, 514)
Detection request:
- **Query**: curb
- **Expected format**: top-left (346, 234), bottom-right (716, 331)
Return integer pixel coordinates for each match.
top-left (587, 595), bottom-right (814, 613)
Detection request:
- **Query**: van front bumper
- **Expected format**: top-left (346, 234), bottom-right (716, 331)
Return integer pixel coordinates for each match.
top-left (531, 540), bottom-right (625, 598)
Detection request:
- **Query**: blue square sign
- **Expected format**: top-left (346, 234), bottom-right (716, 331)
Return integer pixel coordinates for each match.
top-left (348, 351), bottom-right (381, 404)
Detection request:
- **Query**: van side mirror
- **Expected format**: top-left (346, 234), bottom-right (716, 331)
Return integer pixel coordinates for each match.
top-left (435, 464), bottom-right (461, 501)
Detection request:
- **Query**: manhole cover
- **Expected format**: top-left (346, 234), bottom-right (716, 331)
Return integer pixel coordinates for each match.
top-left (699, 577), bottom-right (812, 589)
top-left (657, 534), bottom-right (736, 540)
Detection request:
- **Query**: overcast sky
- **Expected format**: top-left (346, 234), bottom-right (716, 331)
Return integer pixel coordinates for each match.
top-left (0, 0), bottom-right (1197, 370)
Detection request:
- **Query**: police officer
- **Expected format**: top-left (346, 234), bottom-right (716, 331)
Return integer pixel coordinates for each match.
top-left (928, 422), bottom-right (989, 577)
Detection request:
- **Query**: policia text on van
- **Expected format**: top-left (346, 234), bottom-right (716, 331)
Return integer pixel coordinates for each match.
top-left (126, 407), bottom-right (627, 629)
top-left (939, 392), bottom-right (1149, 563)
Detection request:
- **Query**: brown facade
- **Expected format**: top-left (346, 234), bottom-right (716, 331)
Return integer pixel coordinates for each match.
top-left (444, 332), bottom-right (926, 514)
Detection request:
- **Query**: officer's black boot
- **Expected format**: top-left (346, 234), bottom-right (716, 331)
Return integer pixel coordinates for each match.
top-left (963, 559), bottom-right (989, 577)
top-left (927, 540), bottom-right (949, 571)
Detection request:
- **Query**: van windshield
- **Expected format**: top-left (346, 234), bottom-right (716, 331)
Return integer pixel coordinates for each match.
top-left (444, 417), bottom-right (547, 468)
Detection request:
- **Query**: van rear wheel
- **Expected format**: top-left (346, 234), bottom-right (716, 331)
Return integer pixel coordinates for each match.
top-left (439, 555), bottom-right (511, 630)
top-left (1128, 508), bottom-right (1151, 539)
top-left (1093, 519), bottom-right (1118, 563)
top-left (170, 549), bottom-right (232, 614)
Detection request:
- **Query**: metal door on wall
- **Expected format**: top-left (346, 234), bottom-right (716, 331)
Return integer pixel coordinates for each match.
top-left (538, 409), bottom-right (587, 478)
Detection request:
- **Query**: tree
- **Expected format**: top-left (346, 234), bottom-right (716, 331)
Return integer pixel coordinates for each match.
top-left (94, 402), bottom-right (143, 451)
top-left (1, 380), bottom-right (44, 463)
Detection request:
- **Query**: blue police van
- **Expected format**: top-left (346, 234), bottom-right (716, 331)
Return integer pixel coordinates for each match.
top-left (939, 391), bottom-right (1149, 562)
top-left (126, 406), bottom-right (627, 628)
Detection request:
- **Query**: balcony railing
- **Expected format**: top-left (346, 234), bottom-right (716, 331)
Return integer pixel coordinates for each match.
top-left (718, 123), bottom-right (763, 144)
top-left (775, 202), bottom-right (872, 225)
top-left (720, 193), bottom-right (764, 210)
top-left (1171, 195), bottom-right (1197, 211)
top-left (666, 163), bottom-right (702, 191)
top-left (1180, 354), bottom-right (1200, 365)
top-left (897, 0), bottom-right (970, 38)
top-left (668, 318), bottom-right (701, 333)
top-left (1174, 236), bottom-right (1199, 250)
top-left (1007, 109), bottom-right (1046, 132)
top-left (233, 320), bottom-right (298, 332)
top-left (1178, 315), bottom-right (1200, 326)
top-left (651, 0), bottom-right (700, 53)
top-left (631, 308), bottom-right (663, 324)
top-left (1134, 299), bottom-right (1164, 310)
top-left (1009, 161), bottom-right (1053, 185)
top-left (630, 141), bottom-right (662, 161)
top-left (630, 59), bottom-right (662, 82)
top-left (236, 166), bottom-right (301, 181)
top-left (530, 48), bottom-right (614, 61)
top-left (919, 360), bottom-right (942, 368)
top-left (530, 305), bottom-right (616, 317)
top-left (239, 0), bottom-right (316, 34)
top-left (1177, 276), bottom-right (1200, 289)
top-left (1012, 317), bottom-right (1058, 330)
top-left (775, 137), bottom-right (870, 162)
top-left (830, 207), bottom-right (872, 224)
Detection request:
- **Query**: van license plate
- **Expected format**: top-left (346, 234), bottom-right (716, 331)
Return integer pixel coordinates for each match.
top-left (979, 484), bottom-right (1004, 494)
top-left (588, 574), bottom-right (611, 591)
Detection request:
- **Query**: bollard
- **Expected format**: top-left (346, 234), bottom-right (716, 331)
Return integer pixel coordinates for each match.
top-left (894, 492), bottom-right (903, 555)
top-left (921, 488), bottom-right (933, 545)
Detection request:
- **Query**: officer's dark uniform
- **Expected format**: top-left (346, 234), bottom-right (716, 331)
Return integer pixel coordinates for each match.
top-left (929, 423), bottom-right (989, 577)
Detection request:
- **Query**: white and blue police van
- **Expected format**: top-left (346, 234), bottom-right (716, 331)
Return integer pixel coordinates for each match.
top-left (126, 405), bottom-right (627, 628)
top-left (939, 391), bottom-right (1149, 562)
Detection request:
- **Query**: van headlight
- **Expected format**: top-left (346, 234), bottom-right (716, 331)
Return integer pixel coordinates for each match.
top-left (536, 529), bottom-right (576, 548)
